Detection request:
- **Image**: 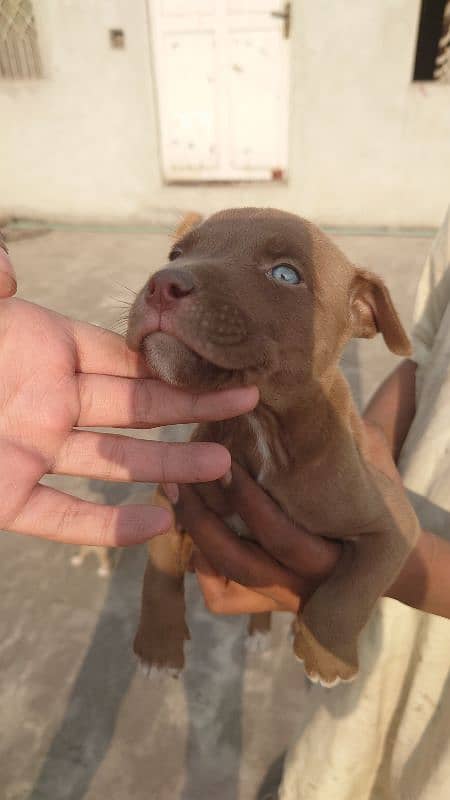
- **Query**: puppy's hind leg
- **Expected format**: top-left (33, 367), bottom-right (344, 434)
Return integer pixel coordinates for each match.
top-left (134, 488), bottom-right (192, 678)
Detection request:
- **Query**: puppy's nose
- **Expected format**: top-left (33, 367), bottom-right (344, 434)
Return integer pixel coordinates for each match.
top-left (145, 268), bottom-right (195, 310)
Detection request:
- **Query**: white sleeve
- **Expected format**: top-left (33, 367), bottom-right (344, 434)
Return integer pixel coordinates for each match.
top-left (411, 206), bottom-right (450, 368)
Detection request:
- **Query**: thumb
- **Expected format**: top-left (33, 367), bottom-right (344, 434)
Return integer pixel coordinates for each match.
top-left (0, 234), bottom-right (16, 297)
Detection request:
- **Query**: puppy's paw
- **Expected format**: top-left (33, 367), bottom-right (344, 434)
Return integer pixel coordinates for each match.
top-left (293, 619), bottom-right (358, 687)
top-left (70, 554), bottom-right (83, 567)
top-left (245, 630), bottom-right (271, 654)
top-left (137, 659), bottom-right (181, 681)
top-left (134, 638), bottom-right (186, 675)
top-left (133, 621), bottom-right (189, 676)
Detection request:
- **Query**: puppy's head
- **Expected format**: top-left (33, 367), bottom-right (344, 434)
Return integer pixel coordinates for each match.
top-left (127, 208), bottom-right (410, 394)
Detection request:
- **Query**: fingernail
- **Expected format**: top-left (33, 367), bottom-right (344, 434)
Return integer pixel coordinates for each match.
top-left (220, 468), bottom-right (232, 488)
top-left (150, 507), bottom-right (173, 535)
top-left (162, 482), bottom-right (179, 505)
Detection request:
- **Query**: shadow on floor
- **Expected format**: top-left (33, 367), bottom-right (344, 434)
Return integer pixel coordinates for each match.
top-left (26, 545), bottom-right (144, 800)
top-left (180, 576), bottom-right (248, 800)
top-left (256, 753), bottom-right (286, 800)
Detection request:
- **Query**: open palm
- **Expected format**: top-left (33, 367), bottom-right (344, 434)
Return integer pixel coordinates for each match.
top-left (0, 298), bottom-right (257, 545)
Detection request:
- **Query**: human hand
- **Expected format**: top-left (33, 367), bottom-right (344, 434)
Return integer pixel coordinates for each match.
top-left (177, 424), bottom-right (426, 615)
top-left (177, 461), bottom-right (340, 614)
top-left (0, 298), bottom-right (258, 545)
top-left (0, 234), bottom-right (16, 297)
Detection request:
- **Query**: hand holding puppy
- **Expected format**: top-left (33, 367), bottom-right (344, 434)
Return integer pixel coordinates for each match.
top-left (180, 426), bottom-right (448, 620)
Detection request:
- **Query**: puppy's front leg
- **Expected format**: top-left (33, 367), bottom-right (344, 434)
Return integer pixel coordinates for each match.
top-left (294, 514), bottom-right (417, 686)
top-left (134, 489), bottom-right (192, 676)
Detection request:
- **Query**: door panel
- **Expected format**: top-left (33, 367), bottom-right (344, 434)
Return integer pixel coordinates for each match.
top-left (160, 31), bottom-right (218, 171)
top-left (149, 0), bottom-right (290, 181)
top-left (228, 30), bottom-right (288, 171)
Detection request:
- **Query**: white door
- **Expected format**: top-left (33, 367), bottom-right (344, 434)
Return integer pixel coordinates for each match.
top-left (148, 0), bottom-right (291, 182)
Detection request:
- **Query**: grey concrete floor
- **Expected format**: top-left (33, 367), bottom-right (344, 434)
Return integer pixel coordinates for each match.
top-left (0, 225), bottom-right (432, 800)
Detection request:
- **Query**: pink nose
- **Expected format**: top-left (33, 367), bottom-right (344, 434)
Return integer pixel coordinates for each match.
top-left (145, 268), bottom-right (195, 310)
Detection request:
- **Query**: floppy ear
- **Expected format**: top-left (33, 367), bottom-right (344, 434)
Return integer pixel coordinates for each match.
top-left (173, 211), bottom-right (203, 242)
top-left (350, 268), bottom-right (411, 356)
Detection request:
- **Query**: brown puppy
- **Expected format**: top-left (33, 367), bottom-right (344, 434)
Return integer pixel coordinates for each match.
top-left (127, 208), bottom-right (419, 686)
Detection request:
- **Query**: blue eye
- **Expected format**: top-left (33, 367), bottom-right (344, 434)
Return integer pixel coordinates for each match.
top-left (270, 264), bottom-right (302, 285)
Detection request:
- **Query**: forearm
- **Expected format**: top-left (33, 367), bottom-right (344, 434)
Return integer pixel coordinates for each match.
top-left (362, 402), bottom-right (450, 619)
top-left (388, 529), bottom-right (450, 619)
top-left (364, 359), bottom-right (417, 461)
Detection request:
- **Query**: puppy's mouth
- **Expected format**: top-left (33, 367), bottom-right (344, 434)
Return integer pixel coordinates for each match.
top-left (143, 330), bottom-right (236, 369)
top-left (141, 331), bottom-right (239, 389)
top-left (128, 295), bottom-right (278, 389)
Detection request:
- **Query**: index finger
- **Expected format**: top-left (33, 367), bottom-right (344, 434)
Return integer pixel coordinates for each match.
top-left (0, 235), bottom-right (17, 298)
top-left (228, 462), bottom-right (340, 578)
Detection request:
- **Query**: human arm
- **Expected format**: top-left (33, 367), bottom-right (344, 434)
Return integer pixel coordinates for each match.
top-left (364, 359), bottom-right (417, 462)
top-left (363, 225), bottom-right (450, 618)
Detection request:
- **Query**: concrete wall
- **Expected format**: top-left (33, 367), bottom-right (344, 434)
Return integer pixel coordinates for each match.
top-left (1, 0), bottom-right (449, 227)
top-left (0, 0), bottom-right (161, 222)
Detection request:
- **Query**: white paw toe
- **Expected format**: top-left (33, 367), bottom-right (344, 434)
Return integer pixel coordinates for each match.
top-left (318, 675), bottom-right (342, 688)
top-left (137, 660), bottom-right (180, 680)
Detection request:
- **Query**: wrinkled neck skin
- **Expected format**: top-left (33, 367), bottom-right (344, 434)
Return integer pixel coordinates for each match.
top-left (262, 369), bottom-right (361, 460)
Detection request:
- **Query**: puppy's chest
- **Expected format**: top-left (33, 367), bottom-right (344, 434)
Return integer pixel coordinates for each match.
top-left (195, 414), bottom-right (373, 537)
top-left (208, 413), bottom-right (371, 538)
top-left (196, 414), bottom-right (359, 538)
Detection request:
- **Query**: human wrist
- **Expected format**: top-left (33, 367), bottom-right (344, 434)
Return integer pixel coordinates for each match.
top-left (386, 527), bottom-right (430, 607)
top-left (387, 529), bottom-right (450, 618)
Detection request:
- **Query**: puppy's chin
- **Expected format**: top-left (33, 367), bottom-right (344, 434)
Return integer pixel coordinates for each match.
top-left (142, 332), bottom-right (240, 391)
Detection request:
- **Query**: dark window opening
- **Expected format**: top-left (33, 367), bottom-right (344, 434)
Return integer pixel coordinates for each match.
top-left (413, 0), bottom-right (450, 82)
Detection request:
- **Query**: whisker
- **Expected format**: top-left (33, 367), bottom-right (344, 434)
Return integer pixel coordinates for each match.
top-left (108, 296), bottom-right (133, 307)
top-left (112, 310), bottom-right (130, 322)
top-left (111, 319), bottom-right (129, 334)
top-left (110, 303), bottom-right (132, 334)
top-left (111, 280), bottom-right (137, 297)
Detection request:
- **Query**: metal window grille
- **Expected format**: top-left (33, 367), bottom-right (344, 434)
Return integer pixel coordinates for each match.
top-left (434, 1), bottom-right (450, 82)
top-left (0, 0), bottom-right (42, 79)
top-left (414, 0), bottom-right (450, 81)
